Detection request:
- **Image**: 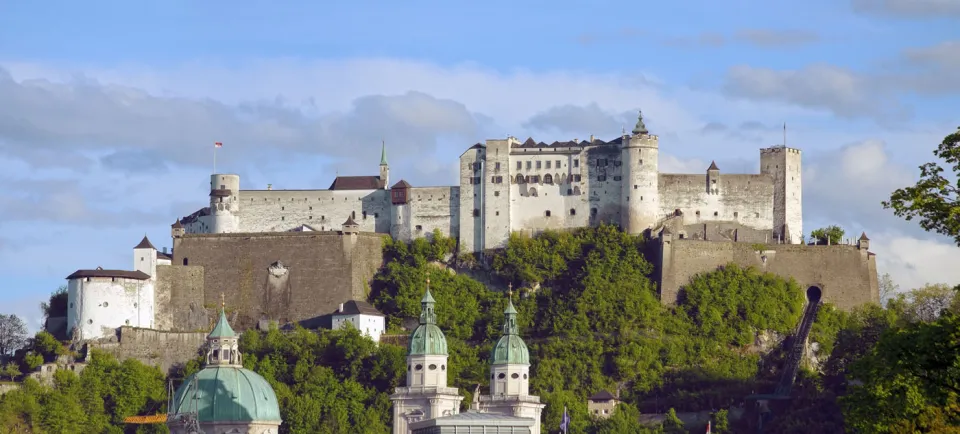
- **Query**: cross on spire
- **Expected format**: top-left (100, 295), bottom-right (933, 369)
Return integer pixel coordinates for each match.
top-left (507, 282), bottom-right (513, 299)
top-left (220, 293), bottom-right (225, 311)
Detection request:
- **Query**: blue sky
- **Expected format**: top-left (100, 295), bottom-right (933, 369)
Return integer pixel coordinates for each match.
top-left (1, 0), bottom-right (959, 330)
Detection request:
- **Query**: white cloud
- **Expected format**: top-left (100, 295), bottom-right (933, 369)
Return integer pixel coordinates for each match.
top-left (0, 57), bottom-right (958, 308)
top-left (872, 232), bottom-right (960, 291)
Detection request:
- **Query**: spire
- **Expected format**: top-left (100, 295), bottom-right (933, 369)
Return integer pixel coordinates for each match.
top-left (631, 110), bottom-right (649, 135)
top-left (134, 235), bottom-right (156, 250)
top-left (708, 160), bottom-right (719, 171)
top-left (419, 278), bottom-right (437, 325)
top-left (380, 140), bottom-right (388, 166)
top-left (859, 232), bottom-right (870, 241)
top-left (503, 284), bottom-right (518, 335)
top-left (208, 293), bottom-right (236, 339)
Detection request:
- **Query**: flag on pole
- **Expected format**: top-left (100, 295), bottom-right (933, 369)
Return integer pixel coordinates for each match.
top-left (560, 406), bottom-right (570, 433)
top-left (214, 142), bottom-right (223, 148)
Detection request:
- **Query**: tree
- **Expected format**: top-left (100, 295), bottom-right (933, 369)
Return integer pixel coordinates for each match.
top-left (0, 363), bottom-right (19, 381)
top-left (809, 225), bottom-right (845, 245)
top-left (887, 283), bottom-right (957, 323)
top-left (883, 126), bottom-right (960, 246)
top-left (0, 314), bottom-right (28, 358)
top-left (878, 272), bottom-right (900, 306)
top-left (40, 286), bottom-right (68, 322)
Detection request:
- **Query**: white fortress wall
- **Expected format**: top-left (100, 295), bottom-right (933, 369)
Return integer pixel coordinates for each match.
top-left (67, 276), bottom-right (155, 340)
top-left (238, 189), bottom-right (391, 232)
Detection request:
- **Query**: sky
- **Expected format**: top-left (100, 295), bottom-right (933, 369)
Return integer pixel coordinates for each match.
top-left (1, 0), bottom-right (959, 331)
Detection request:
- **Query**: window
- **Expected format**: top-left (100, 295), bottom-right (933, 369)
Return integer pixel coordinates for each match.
top-left (613, 175), bottom-right (622, 181)
top-left (530, 175), bottom-right (540, 183)
top-left (567, 189), bottom-right (573, 194)
top-left (573, 174), bottom-right (582, 182)
top-left (545, 210), bottom-right (551, 217)
top-left (102, 302), bottom-right (109, 307)
top-left (516, 161), bottom-right (522, 170)
top-left (570, 208), bottom-right (576, 215)
top-left (526, 161), bottom-right (532, 170)
top-left (591, 208), bottom-right (598, 216)
top-left (374, 213), bottom-right (379, 218)
top-left (696, 211), bottom-right (701, 216)
top-left (573, 159), bottom-right (579, 168)
top-left (494, 191), bottom-right (500, 196)
top-left (734, 212), bottom-right (739, 217)
top-left (415, 364), bottom-right (423, 371)
top-left (281, 206), bottom-right (285, 210)
top-left (362, 211), bottom-right (367, 219)
top-left (281, 216), bottom-right (285, 221)
top-left (545, 160), bottom-right (551, 169)
top-left (416, 225), bottom-right (423, 231)
top-left (544, 174), bottom-right (553, 184)
top-left (494, 162), bottom-right (501, 171)
top-left (498, 373), bottom-right (506, 379)
top-left (429, 364), bottom-right (437, 370)
top-left (536, 161), bottom-right (542, 169)
top-left (473, 209), bottom-right (480, 217)
top-left (714, 211), bottom-right (718, 216)
top-left (598, 175), bottom-right (607, 182)
top-left (556, 160), bottom-right (561, 168)
top-left (511, 373), bottom-right (520, 379)
top-left (515, 174), bottom-right (525, 183)
top-left (183, 258), bottom-right (189, 266)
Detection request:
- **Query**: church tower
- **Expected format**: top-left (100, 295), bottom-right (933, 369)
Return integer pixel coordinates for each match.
top-left (621, 110), bottom-right (661, 235)
top-left (479, 288), bottom-right (544, 433)
top-left (390, 279), bottom-right (463, 434)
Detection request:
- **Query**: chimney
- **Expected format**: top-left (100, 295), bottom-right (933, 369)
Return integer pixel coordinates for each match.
top-left (163, 247), bottom-right (167, 254)
top-left (267, 184), bottom-right (272, 190)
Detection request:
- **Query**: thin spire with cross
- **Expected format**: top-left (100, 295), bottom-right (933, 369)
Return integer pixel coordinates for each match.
top-left (220, 293), bottom-right (225, 311)
top-left (507, 282), bottom-right (513, 299)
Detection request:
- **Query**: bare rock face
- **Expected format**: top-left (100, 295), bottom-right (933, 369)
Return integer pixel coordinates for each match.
top-left (181, 302), bottom-right (209, 331)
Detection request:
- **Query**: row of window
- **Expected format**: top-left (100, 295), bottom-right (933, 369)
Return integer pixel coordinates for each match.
top-left (473, 207), bottom-right (599, 217)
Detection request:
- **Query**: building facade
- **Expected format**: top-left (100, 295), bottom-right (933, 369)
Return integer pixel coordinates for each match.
top-left (178, 111), bottom-right (803, 253)
top-left (332, 300), bottom-right (386, 343)
top-left (65, 236), bottom-right (162, 340)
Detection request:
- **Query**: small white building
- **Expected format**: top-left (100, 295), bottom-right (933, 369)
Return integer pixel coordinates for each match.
top-left (331, 300), bottom-right (386, 343)
top-left (66, 236), bottom-right (160, 340)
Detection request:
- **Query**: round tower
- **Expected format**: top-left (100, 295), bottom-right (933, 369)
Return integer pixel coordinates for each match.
top-left (621, 110), bottom-right (660, 234)
top-left (209, 174), bottom-right (240, 233)
top-left (406, 280), bottom-right (449, 389)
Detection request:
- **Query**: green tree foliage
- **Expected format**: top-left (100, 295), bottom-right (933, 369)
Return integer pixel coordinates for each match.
top-left (40, 286), bottom-right (68, 323)
top-left (239, 326), bottom-right (405, 434)
top-left (0, 350), bottom-right (168, 434)
top-left (809, 225), bottom-right (845, 245)
top-left (887, 283), bottom-right (958, 323)
top-left (883, 126), bottom-right (960, 245)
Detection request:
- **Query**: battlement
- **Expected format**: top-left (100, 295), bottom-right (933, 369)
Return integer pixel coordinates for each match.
top-left (760, 146), bottom-right (802, 155)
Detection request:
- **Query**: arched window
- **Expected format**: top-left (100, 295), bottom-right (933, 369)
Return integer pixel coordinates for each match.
top-left (515, 174), bottom-right (525, 184)
top-left (544, 174), bottom-right (553, 184)
top-left (529, 187), bottom-right (538, 197)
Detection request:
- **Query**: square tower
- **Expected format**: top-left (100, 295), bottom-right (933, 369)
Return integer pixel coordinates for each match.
top-left (760, 147), bottom-right (802, 244)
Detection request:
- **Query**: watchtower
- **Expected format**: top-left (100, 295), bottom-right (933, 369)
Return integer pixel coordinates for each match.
top-left (621, 110), bottom-right (660, 235)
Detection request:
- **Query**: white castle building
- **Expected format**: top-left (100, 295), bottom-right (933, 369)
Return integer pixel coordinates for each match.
top-left (65, 236), bottom-right (172, 340)
top-left (391, 281), bottom-right (544, 434)
top-left (178, 111), bottom-right (803, 253)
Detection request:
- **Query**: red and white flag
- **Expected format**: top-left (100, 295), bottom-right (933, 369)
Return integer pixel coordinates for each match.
top-left (214, 142), bottom-right (223, 148)
top-left (706, 421), bottom-right (711, 433)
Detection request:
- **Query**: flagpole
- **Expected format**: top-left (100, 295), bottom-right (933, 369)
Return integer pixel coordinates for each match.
top-left (214, 144), bottom-right (217, 174)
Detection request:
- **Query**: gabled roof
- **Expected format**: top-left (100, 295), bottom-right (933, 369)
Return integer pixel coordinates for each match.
top-left (66, 268), bottom-right (150, 280)
top-left (171, 219), bottom-right (183, 229)
top-left (589, 390), bottom-right (618, 401)
top-left (859, 232), bottom-right (870, 241)
top-left (333, 300), bottom-right (384, 317)
top-left (391, 180), bottom-right (412, 189)
top-left (134, 236), bottom-right (156, 250)
top-left (343, 216), bottom-right (359, 226)
top-left (328, 176), bottom-right (382, 190)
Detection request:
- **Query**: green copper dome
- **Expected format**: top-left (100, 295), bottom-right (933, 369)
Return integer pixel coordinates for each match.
top-left (171, 366), bottom-right (282, 423)
top-left (490, 298), bottom-right (530, 365)
top-left (408, 286), bottom-right (448, 356)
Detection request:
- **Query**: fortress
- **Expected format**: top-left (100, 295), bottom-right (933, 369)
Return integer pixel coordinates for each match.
top-left (63, 111), bottom-right (879, 347)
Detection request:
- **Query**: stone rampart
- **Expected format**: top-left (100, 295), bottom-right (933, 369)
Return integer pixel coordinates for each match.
top-left (172, 231), bottom-right (386, 329)
top-left (87, 326), bottom-right (207, 375)
top-left (659, 238), bottom-right (878, 310)
top-left (155, 265), bottom-right (206, 331)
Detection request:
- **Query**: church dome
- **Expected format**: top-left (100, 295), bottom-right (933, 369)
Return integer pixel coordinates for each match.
top-left (171, 365), bottom-right (282, 423)
top-left (408, 323), bottom-right (448, 356)
top-left (491, 334), bottom-right (530, 365)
